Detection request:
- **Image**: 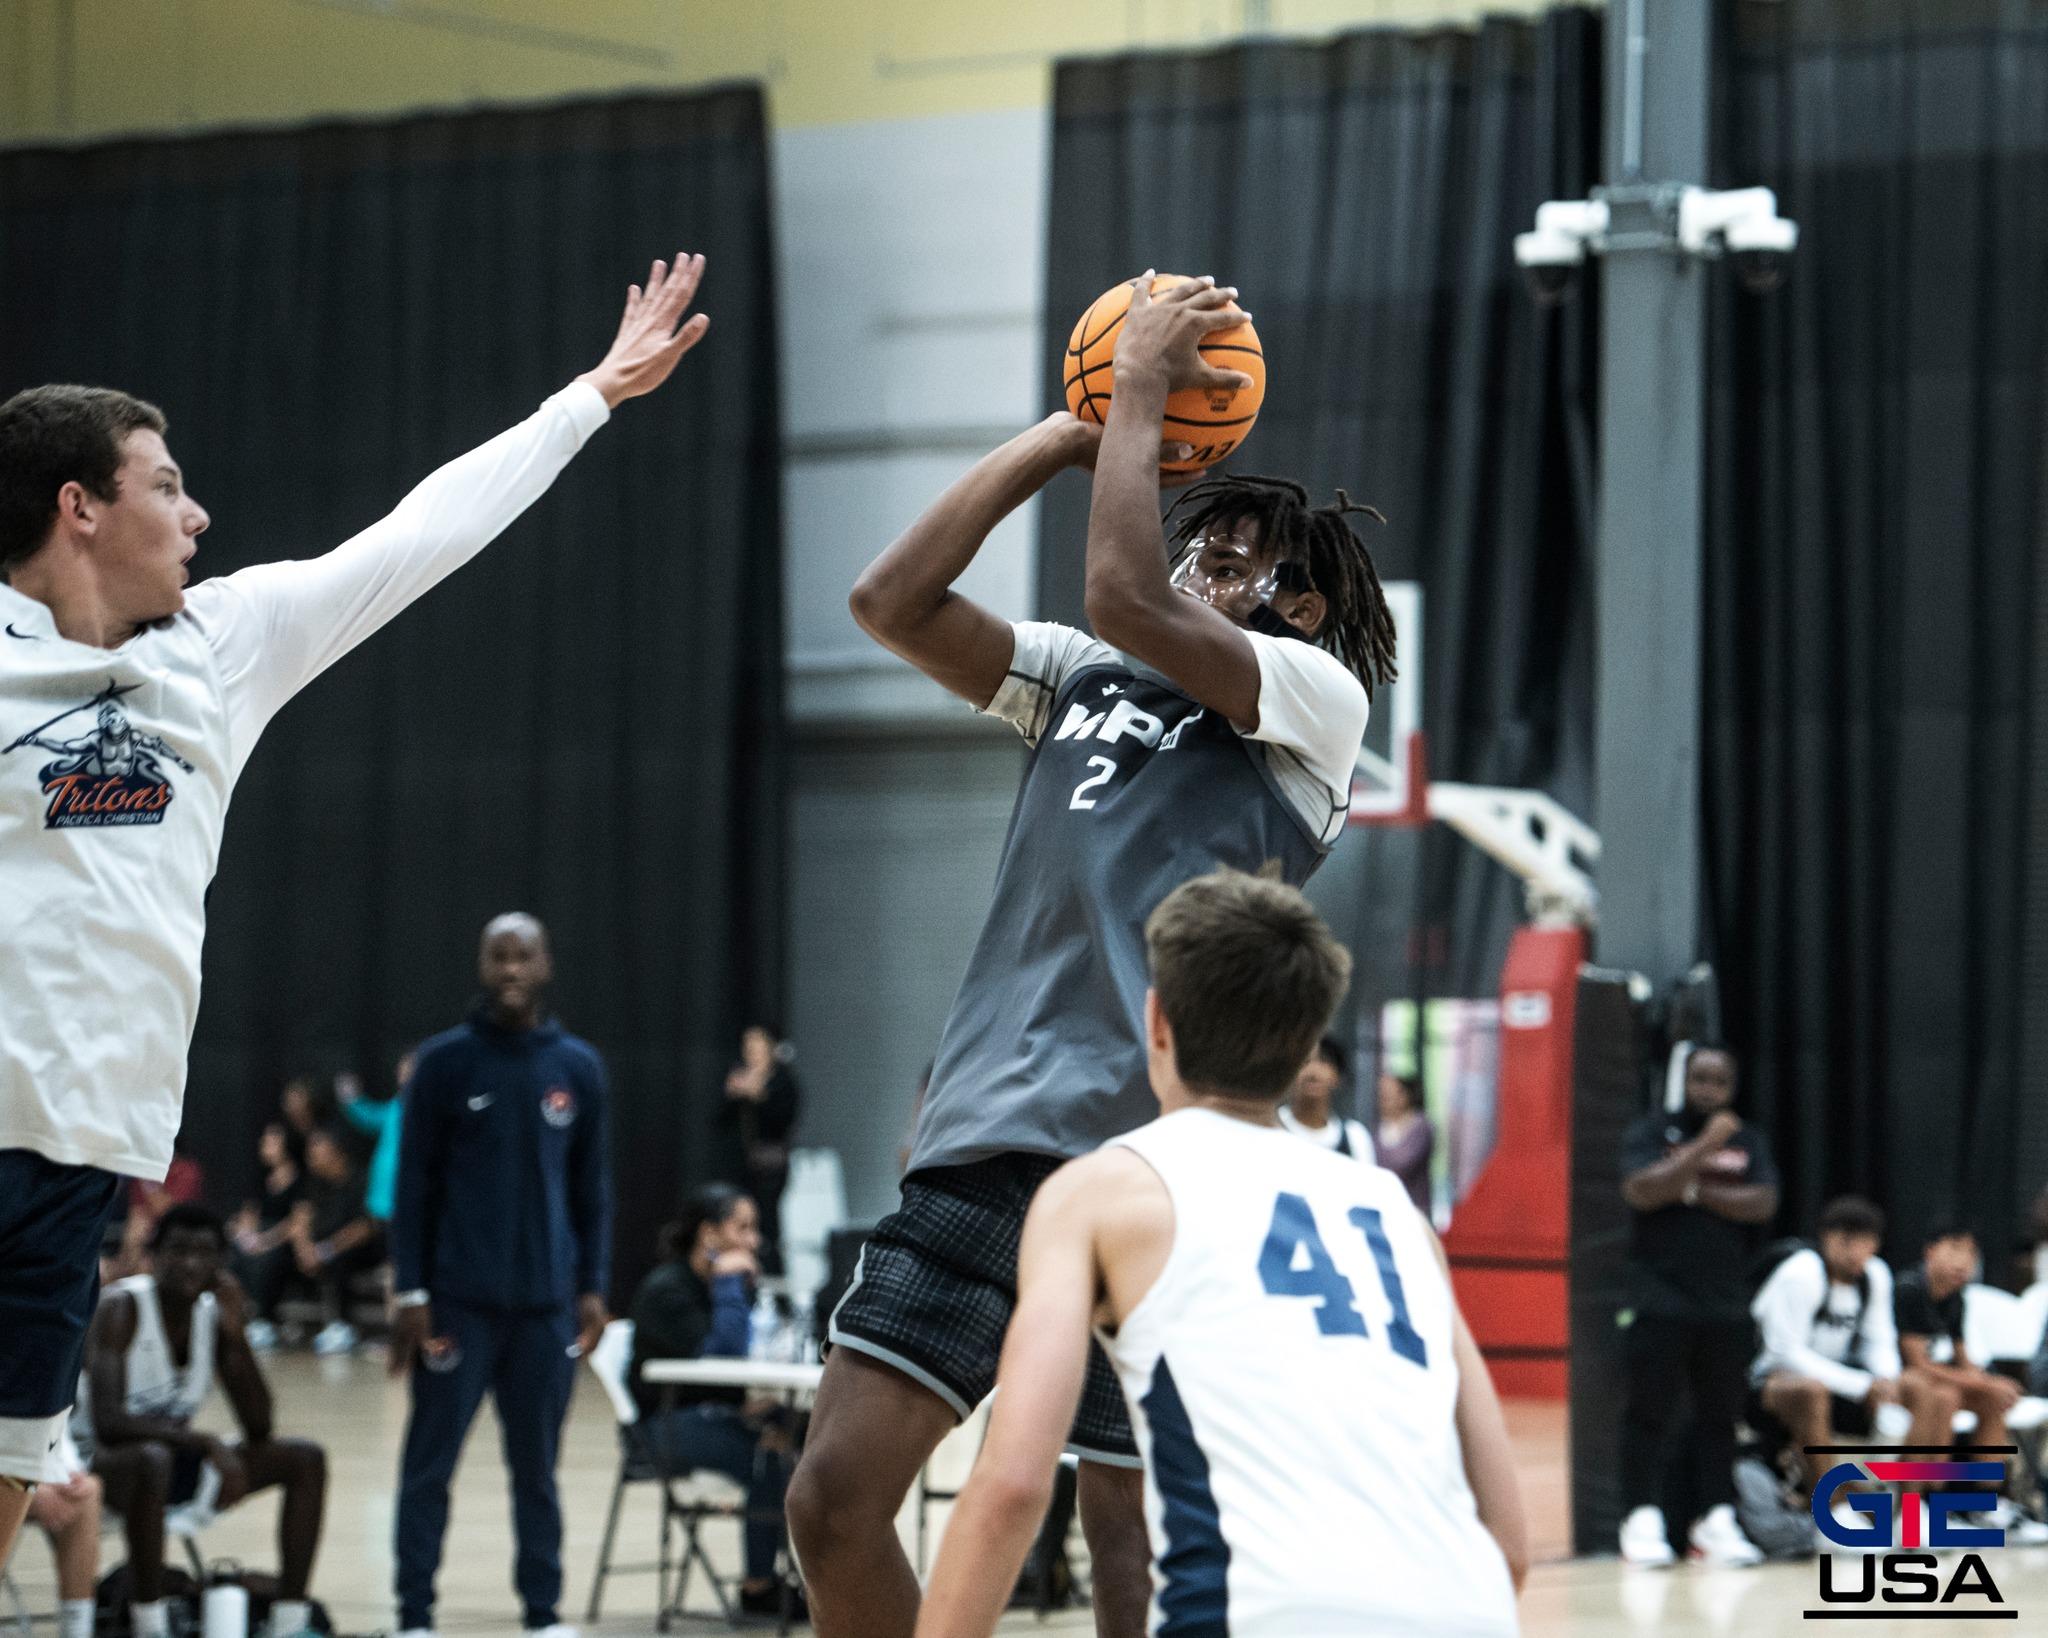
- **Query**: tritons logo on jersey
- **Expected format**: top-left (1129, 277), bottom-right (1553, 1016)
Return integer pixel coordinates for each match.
top-left (3, 680), bottom-right (194, 829)
top-left (541, 1086), bottom-right (577, 1129)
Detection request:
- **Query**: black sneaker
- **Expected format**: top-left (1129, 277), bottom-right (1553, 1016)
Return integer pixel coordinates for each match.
top-left (738, 1583), bottom-right (808, 1623)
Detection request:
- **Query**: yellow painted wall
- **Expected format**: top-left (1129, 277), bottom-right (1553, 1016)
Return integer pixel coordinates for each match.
top-left (5, 0), bottom-right (1571, 144)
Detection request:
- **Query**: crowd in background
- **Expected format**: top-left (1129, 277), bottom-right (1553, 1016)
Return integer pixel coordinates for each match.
top-left (1615, 1042), bottom-right (2048, 1569)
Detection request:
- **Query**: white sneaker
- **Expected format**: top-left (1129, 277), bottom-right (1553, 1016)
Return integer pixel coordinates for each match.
top-left (244, 1318), bottom-right (277, 1351)
top-left (395, 1628), bottom-right (436, 1638)
top-left (1620, 1504), bottom-right (1676, 1566)
top-left (1689, 1503), bottom-right (1765, 1567)
top-left (312, 1320), bottom-right (357, 1356)
top-left (524, 1627), bottom-right (578, 1638)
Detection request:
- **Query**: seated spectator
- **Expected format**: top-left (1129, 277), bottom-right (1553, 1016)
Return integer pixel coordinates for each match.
top-left (1616, 1045), bottom-right (1776, 1568)
top-left (1376, 1068), bottom-right (1435, 1215)
top-left (336, 1052), bottom-right (411, 1226)
top-left (24, 1432), bottom-right (101, 1638)
top-left (289, 1128), bottom-right (382, 1354)
top-left (1277, 1036), bottom-right (1375, 1162)
top-left (1750, 1196), bottom-right (1912, 1500)
top-left (80, 1205), bottom-right (328, 1638)
top-left (629, 1184), bottom-right (797, 1620)
top-left (230, 1122), bottom-right (306, 1347)
top-left (111, 1139), bottom-right (206, 1281)
top-left (1895, 1222), bottom-right (2048, 1539)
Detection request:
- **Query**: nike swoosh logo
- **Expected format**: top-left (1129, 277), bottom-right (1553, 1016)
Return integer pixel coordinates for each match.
top-left (5, 623), bottom-right (41, 641)
top-left (467, 1094), bottom-right (493, 1111)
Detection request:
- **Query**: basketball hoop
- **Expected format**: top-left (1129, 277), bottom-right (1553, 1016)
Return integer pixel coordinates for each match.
top-left (1344, 582), bottom-right (1600, 927)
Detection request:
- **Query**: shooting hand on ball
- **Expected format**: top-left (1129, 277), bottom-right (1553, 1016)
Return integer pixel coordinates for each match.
top-left (1112, 273), bottom-right (1255, 397)
top-left (578, 253), bottom-right (711, 409)
top-left (1049, 412), bottom-right (1209, 487)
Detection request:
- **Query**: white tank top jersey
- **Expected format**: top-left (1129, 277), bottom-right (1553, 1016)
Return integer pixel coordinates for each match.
top-left (1102, 1109), bottom-right (1518, 1637)
top-left (73, 1275), bottom-right (216, 1455)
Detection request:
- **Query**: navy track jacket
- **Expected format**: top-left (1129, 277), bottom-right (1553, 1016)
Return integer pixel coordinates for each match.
top-left (391, 1006), bottom-right (613, 1310)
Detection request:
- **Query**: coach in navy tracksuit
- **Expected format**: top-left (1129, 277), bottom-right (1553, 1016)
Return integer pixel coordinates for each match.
top-left (387, 913), bottom-right (613, 1638)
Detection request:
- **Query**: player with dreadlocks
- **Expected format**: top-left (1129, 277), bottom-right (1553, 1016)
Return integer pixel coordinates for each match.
top-left (788, 269), bottom-right (1388, 1638)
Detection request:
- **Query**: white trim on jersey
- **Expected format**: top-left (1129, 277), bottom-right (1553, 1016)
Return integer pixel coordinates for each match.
top-left (986, 621), bottom-right (1367, 844)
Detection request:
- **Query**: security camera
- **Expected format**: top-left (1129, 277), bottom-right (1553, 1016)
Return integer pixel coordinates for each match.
top-left (1677, 185), bottom-right (1799, 291)
top-left (1514, 198), bottom-right (1609, 305)
top-left (1723, 212), bottom-right (1799, 293)
top-left (1514, 227), bottom-right (1585, 306)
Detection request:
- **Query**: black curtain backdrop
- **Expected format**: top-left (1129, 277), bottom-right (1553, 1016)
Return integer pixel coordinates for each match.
top-left (1706, 2), bottom-right (2048, 1258)
top-left (0, 90), bottom-right (785, 1305)
top-left (1040, 12), bottom-right (1602, 1020)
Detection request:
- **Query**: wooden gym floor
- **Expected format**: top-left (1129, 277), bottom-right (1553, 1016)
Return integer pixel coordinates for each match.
top-left (8, 1352), bottom-right (2047, 1635)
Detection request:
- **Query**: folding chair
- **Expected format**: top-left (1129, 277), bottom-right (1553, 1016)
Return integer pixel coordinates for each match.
top-left (2, 1571), bottom-right (35, 1637)
top-left (583, 1319), bottom-right (745, 1630)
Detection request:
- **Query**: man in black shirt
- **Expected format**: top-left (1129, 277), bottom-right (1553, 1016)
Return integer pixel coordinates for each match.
top-left (1894, 1226), bottom-right (2017, 1447)
top-left (288, 1128), bottom-right (381, 1355)
top-left (1616, 1046), bottom-right (1779, 1567)
top-left (1892, 1224), bottom-right (2048, 1540)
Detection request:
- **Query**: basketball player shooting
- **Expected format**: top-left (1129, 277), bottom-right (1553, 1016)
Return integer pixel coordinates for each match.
top-left (788, 274), bottom-right (1398, 1636)
top-left (918, 870), bottom-right (1528, 1638)
top-left (0, 254), bottom-right (708, 1569)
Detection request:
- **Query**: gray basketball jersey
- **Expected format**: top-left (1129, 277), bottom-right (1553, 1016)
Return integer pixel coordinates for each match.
top-left (908, 658), bottom-right (1334, 1175)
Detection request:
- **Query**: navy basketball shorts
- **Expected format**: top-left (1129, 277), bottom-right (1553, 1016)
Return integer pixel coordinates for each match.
top-left (0, 1150), bottom-right (125, 1482)
top-left (828, 1151), bottom-right (1138, 1466)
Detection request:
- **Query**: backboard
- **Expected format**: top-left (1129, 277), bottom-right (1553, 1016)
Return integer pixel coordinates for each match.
top-left (1349, 579), bottom-right (1425, 825)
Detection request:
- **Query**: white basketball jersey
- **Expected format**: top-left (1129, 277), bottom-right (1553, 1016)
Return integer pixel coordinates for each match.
top-left (1102, 1109), bottom-right (1518, 1637)
top-left (74, 1274), bottom-right (215, 1455)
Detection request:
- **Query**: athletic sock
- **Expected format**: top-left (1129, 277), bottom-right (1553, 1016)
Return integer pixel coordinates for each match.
top-left (269, 1599), bottom-right (311, 1636)
top-left (59, 1598), bottom-right (95, 1638)
top-left (130, 1601), bottom-right (167, 1638)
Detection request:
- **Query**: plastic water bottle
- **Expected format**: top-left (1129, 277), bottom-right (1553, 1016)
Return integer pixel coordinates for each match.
top-left (202, 1583), bottom-right (247, 1638)
top-left (789, 1292), bottom-right (817, 1363)
top-left (748, 1286), bottom-right (781, 1361)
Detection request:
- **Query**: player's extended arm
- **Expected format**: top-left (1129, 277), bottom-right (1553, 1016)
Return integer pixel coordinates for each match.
top-left (1427, 1230), bottom-right (1529, 1592)
top-left (202, 256), bottom-right (708, 752)
top-left (914, 1172), bottom-right (1101, 1638)
top-left (1083, 274), bottom-right (1267, 727)
top-left (847, 417), bottom-right (1096, 708)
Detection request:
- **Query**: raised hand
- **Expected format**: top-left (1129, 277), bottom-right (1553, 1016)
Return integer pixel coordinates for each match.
top-left (578, 253), bottom-right (710, 408)
top-left (1111, 273), bottom-right (1255, 397)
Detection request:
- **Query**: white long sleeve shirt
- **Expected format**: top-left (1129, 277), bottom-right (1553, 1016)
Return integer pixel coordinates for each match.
top-left (1750, 1246), bottom-right (1902, 1399)
top-left (0, 382), bottom-right (609, 1179)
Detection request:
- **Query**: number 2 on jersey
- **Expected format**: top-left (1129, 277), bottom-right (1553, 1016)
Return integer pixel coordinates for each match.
top-left (1255, 1192), bottom-right (1428, 1366)
top-left (1069, 755), bottom-right (1116, 810)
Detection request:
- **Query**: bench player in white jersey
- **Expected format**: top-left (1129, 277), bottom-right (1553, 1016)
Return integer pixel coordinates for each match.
top-left (0, 255), bottom-right (709, 1568)
top-left (919, 870), bottom-right (1527, 1638)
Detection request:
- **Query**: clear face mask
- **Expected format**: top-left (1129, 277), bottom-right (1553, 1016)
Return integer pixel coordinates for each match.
top-left (1168, 535), bottom-right (1313, 638)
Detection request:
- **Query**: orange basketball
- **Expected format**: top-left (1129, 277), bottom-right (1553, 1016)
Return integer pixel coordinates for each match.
top-left (1063, 274), bottom-right (1265, 473)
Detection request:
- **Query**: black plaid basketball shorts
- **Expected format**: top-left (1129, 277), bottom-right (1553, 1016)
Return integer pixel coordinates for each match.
top-left (826, 1150), bottom-right (1139, 1465)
